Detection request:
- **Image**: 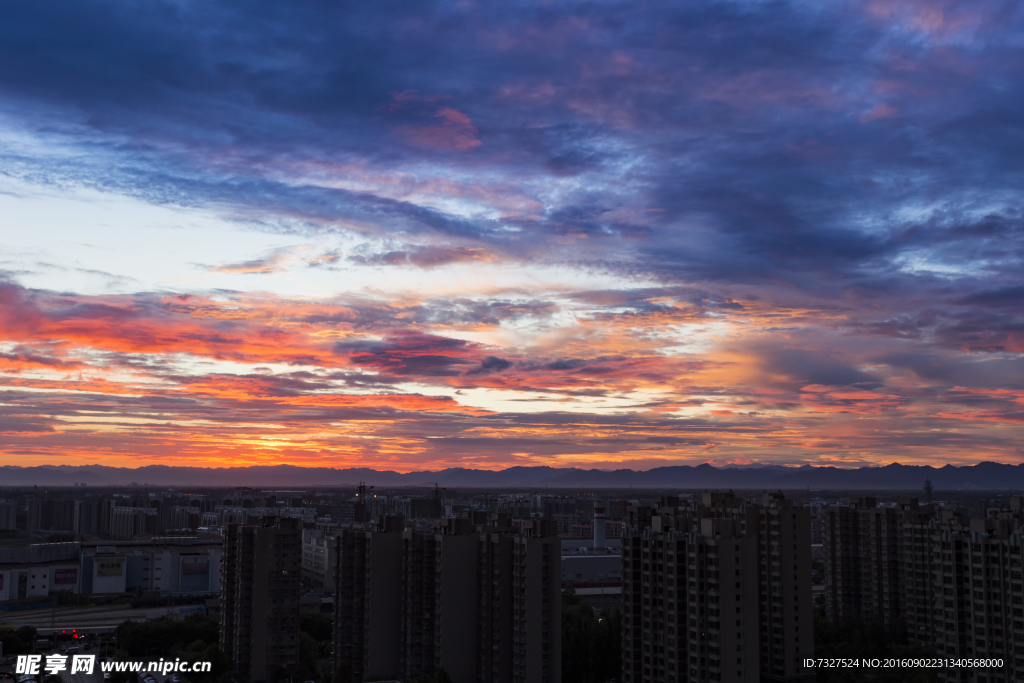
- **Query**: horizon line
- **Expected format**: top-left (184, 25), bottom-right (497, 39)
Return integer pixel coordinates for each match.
top-left (1, 460), bottom-right (1020, 474)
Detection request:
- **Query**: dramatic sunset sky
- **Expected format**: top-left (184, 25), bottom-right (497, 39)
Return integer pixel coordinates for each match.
top-left (1, 0), bottom-right (1023, 471)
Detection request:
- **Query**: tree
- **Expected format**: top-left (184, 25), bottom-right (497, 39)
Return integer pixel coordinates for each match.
top-left (297, 632), bottom-right (319, 682)
top-left (814, 600), bottom-right (937, 683)
top-left (105, 649), bottom-right (134, 683)
top-left (334, 663), bottom-right (353, 683)
top-left (54, 590), bottom-right (78, 607)
top-left (170, 641), bottom-right (231, 683)
top-left (561, 589), bottom-right (622, 683)
top-left (269, 664), bottom-right (290, 683)
top-left (300, 613), bottom-right (333, 643)
top-left (301, 612), bottom-right (334, 663)
top-left (562, 601), bottom-right (598, 683)
top-left (594, 606), bottom-right (622, 680)
top-left (116, 614), bottom-right (219, 657)
top-left (0, 626), bottom-right (38, 656)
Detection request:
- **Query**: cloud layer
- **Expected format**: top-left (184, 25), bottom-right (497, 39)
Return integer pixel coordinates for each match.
top-left (1, 0), bottom-right (1023, 469)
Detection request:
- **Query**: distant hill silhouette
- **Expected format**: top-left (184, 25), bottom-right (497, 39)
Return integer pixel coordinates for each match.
top-left (1, 461), bottom-right (1023, 490)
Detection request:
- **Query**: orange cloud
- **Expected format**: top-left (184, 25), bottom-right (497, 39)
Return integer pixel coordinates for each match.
top-left (2, 280), bottom-right (1024, 470)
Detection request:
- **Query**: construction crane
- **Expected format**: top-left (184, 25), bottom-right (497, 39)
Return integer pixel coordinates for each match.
top-left (355, 481), bottom-right (374, 523)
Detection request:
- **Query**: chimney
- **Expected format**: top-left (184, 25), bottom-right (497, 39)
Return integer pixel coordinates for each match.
top-left (593, 506), bottom-right (606, 548)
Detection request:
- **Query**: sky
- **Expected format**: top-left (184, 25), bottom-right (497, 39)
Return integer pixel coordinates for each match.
top-left (1, 0), bottom-right (1024, 472)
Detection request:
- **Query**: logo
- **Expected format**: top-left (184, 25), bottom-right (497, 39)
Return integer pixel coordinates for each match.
top-left (182, 560), bottom-right (209, 575)
top-left (54, 568), bottom-right (78, 585)
top-left (97, 558), bottom-right (124, 577)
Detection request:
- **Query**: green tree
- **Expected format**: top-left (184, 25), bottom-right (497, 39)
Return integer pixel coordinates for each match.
top-left (170, 641), bottom-right (231, 683)
top-left (814, 598), bottom-right (937, 683)
top-left (105, 649), bottom-right (134, 683)
top-left (269, 664), bottom-right (289, 683)
top-left (561, 589), bottom-right (622, 683)
top-left (300, 612), bottom-right (333, 663)
top-left (0, 626), bottom-right (38, 655)
top-left (563, 585), bottom-right (583, 607)
top-left (54, 590), bottom-right (78, 606)
top-left (116, 614), bottom-right (219, 657)
top-left (562, 601), bottom-right (598, 683)
top-left (334, 663), bottom-right (353, 683)
top-left (297, 631), bottom-right (320, 682)
top-left (594, 606), bottom-right (622, 680)
top-left (300, 613), bottom-right (333, 643)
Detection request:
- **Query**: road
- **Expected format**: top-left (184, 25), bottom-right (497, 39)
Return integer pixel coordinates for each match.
top-left (0, 605), bottom-right (193, 632)
top-left (62, 664), bottom-right (101, 683)
top-left (1, 604), bottom-right (195, 683)
top-left (51, 655), bottom-right (175, 683)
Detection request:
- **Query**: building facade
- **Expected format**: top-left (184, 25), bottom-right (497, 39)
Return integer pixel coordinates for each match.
top-left (28, 499), bottom-right (76, 533)
top-left (621, 493), bottom-right (814, 683)
top-left (823, 497), bottom-right (1024, 683)
top-left (333, 515), bottom-right (560, 683)
top-left (0, 499), bottom-right (17, 530)
top-left (0, 543), bottom-right (82, 600)
top-left (0, 538), bottom-right (223, 601)
top-left (221, 517), bottom-right (302, 683)
top-left (300, 528), bottom-right (337, 590)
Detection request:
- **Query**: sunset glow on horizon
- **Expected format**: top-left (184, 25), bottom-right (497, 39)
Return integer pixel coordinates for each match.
top-left (2, 0), bottom-right (1024, 472)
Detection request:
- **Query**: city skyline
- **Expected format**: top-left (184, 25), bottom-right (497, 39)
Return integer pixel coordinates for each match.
top-left (2, 0), bottom-right (1024, 471)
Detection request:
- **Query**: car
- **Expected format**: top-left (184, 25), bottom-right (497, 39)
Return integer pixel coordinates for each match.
top-left (170, 675), bottom-right (181, 683)
top-left (103, 674), bottom-right (111, 680)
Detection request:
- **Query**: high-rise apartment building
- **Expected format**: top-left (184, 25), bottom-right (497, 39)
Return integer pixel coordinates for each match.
top-left (220, 517), bottom-right (301, 683)
top-left (824, 497), bottom-right (1024, 683)
top-left (333, 515), bottom-right (560, 683)
top-left (823, 497), bottom-right (906, 627)
top-left (109, 506), bottom-right (158, 540)
top-left (73, 500), bottom-right (106, 536)
top-left (0, 499), bottom-right (17, 530)
top-left (28, 499), bottom-right (76, 532)
top-left (333, 516), bottom-right (403, 682)
top-left (822, 503), bottom-right (860, 623)
top-left (621, 493), bottom-right (814, 683)
top-left (300, 528), bottom-right (337, 590)
top-left (897, 499), bottom-right (937, 647)
top-left (757, 492), bottom-right (814, 682)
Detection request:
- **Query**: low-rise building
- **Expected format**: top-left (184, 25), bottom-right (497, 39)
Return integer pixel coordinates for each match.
top-left (80, 539), bottom-right (223, 595)
top-left (0, 543), bottom-right (82, 600)
top-left (0, 538), bottom-right (224, 601)
top-left (561, 540), bottom-right (621, 613)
